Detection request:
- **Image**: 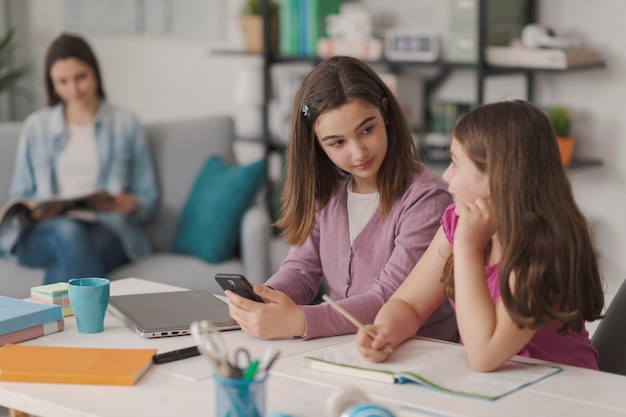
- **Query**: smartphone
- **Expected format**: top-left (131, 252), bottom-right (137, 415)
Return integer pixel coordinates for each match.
top-left (215, 273), bottom-right (265, 303)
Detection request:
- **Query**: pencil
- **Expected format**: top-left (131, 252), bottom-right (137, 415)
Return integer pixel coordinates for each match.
top-left (322, 295), bottom-right (393, 354)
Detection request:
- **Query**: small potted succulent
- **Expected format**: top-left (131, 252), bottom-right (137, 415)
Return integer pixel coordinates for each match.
top-left (546, 106), bottom-right (574, 167)
top-left (240, 0), bottom-right (279, 54)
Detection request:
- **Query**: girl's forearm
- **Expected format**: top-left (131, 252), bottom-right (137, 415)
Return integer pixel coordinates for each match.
top-left (374, 298), bottom-right (422, 347)
top-left (453, 245), bottom-right (499, 366)
top-left (453, 246), bottom-right (535, 371)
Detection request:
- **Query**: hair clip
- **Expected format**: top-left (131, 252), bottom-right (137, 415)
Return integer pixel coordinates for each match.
top-left (302, 105), bottom-right (309, 117)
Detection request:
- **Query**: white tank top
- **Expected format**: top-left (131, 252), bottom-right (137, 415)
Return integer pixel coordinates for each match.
top-left (56, 124), bottom-right (99, 196)
top-left (347, 182), bottom-right (379, 245)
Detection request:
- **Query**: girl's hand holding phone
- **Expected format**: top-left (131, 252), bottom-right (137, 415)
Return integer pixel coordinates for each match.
top-left (224, 283), bottom-right (306, 339)
top-left (215, 273), bottom-right (265, 303)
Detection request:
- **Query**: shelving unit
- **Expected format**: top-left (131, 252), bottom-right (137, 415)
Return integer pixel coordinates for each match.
top-left (250, 0), bottom-right (606, 219)
top-left (258, 0), bottom-right (605, 156)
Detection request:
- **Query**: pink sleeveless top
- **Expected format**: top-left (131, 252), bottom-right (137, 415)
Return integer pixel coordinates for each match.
top-left (441, 205), bottom-right (598, 370)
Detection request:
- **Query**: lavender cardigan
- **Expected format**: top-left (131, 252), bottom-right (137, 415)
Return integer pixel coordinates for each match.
top-left (266, 166), bottom-right (458, 340)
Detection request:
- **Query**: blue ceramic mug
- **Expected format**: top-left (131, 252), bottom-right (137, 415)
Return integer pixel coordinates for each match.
top-left (68, 277), bottom-right (110, 334)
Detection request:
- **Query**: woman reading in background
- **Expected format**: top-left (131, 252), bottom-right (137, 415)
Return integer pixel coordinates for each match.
top-left (5, 33), bottom-right (158, 284)
top-left (356, 100), bottom-right (604, 371)
top-left (225, 56), bottom-right (458, 341)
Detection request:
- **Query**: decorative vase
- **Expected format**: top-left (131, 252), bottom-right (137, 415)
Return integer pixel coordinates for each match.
top-left (557, 136), bottom-right (574, 167)
top-left (239, 15), bottom-right (278, 54)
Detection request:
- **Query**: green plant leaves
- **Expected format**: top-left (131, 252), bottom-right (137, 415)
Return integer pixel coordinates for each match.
top-left (546, 106), bottom-right (572, 137)
top-left (241, 0), bottom-right (279, 16)
top-left (0, 29), bottom-right (28, 95)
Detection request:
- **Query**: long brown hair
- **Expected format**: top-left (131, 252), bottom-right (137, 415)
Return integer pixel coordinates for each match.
top-left (441, 100), bottom-right (604, 332)
top-left (44, 33), bottom-right (106, 106)
top-left (275, 56), bottom-right (420, 245)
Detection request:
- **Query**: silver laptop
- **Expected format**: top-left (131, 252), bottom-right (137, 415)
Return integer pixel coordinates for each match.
top-left (107, 290), bottom-right (240, 338)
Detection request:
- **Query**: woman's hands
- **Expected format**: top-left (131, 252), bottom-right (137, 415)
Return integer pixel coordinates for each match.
top-left (30, 203), bottom-right (65, 221)
top-left (30, 192), bottom-right (139, 221)
top-left (225, 284), bottom-right (306, 339)
top-left (92, 192), bottom-right (139, 214)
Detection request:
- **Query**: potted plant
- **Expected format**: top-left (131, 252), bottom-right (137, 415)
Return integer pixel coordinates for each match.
top-left (546, 106), bottom-right (574, 167)
top-left (240, 0), bottom-right (279, 54)
top-left (0, 29), bottom-right (27, 96)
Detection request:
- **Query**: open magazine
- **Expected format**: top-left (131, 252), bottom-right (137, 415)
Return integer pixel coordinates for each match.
top-left (0, 189), bottom-right (113, 223)
top-left (0, 189), bottom-right (113, 251)
top-left (304, 338), bottom-right (562, 401)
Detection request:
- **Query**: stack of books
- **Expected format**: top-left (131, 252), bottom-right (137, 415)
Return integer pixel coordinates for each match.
top-left (0, 295), bottom-right (64, 346)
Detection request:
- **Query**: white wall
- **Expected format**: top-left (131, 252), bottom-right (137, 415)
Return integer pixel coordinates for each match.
top-left (7, 0), bottom-right (254, 122)
top-left (8, 0), bottom-right (626, 328)
top-left (0, 0), bottom-right (9, 120)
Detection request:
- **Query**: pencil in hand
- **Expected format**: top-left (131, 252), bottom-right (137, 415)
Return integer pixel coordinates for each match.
top-left (322, 295), bottom-right (393, 355)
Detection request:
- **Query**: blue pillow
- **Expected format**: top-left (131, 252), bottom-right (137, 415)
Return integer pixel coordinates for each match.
top-left (172, 155), bottom-right (265, 263)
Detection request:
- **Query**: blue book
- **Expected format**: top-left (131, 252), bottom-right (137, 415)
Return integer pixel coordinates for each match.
top-left (279, 0), bottom-right (300, 56)
top-left (306, 0), bottom-right (341, 57)
top-left (298, 0), bottom-right (309, 56)
top-left (0, 295), bottom-right (63, 335)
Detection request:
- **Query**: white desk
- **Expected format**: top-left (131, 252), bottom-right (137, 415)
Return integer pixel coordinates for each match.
top-left (1, 278), bottom-right (626, 417)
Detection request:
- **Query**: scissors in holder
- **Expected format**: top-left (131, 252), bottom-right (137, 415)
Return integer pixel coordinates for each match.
top-left (230, 347), bottom-right (252, 379)
top-left (190, 319), bottom-right (235, 378)
top-left (233, 347), bottom-right (261, 380)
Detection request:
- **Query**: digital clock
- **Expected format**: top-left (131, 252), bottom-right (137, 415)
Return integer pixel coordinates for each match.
top-left (384, 29), bottom-right (439, 62)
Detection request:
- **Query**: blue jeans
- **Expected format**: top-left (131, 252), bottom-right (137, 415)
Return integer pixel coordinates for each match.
top-left (16, 217), bottom-right (128, 284)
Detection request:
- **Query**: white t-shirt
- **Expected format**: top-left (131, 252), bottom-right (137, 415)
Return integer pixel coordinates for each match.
top-left (347, 182), bottom-right (380, 245)
top-left (56, 124), bottom-right (99, 197)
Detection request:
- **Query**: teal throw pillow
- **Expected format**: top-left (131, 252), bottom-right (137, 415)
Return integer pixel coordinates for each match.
top-left (173, 155), bottom-right (265, 263)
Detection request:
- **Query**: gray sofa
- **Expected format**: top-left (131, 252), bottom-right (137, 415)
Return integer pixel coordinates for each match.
top-left (0, 115), bottom-right (272, 299)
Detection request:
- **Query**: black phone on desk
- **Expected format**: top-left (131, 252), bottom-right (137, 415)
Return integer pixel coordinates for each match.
top-left (215, 273), bottom-right (265, 303)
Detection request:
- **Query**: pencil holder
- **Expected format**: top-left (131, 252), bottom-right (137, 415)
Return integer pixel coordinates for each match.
top-left (214, 373), bottom-right (267, 417)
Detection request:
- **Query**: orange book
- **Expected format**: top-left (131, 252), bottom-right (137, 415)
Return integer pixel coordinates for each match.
top-left (0, 344), bottom-right (156, 385)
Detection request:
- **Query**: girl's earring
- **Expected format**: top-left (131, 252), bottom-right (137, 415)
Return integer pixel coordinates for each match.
top-left (385, 120), bottom-right (388, 125)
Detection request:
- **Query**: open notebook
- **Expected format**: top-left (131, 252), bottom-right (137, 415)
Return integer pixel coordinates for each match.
top-left (108, 290), bottom-right (239, 338)
top-left (305, 338), bottom-right (562, 400)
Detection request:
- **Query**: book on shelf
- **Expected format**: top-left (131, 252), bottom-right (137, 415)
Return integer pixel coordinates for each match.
top-left (279, 0), bottom-right (300, 56)
top-left (0, 344), bottom-right (157, 385)
top-left (279, 0), bottom-right (342, 57)
top-left (485, 46), bottom-right (603, 69)
top-left (305, 0), bottom-right (341, 56)
top-left (0, 295), bottom-right (63, 335)
top-left (0, 319), bottom-right (64, 347)
top-left (304, 338), bottom-right (562, 400)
